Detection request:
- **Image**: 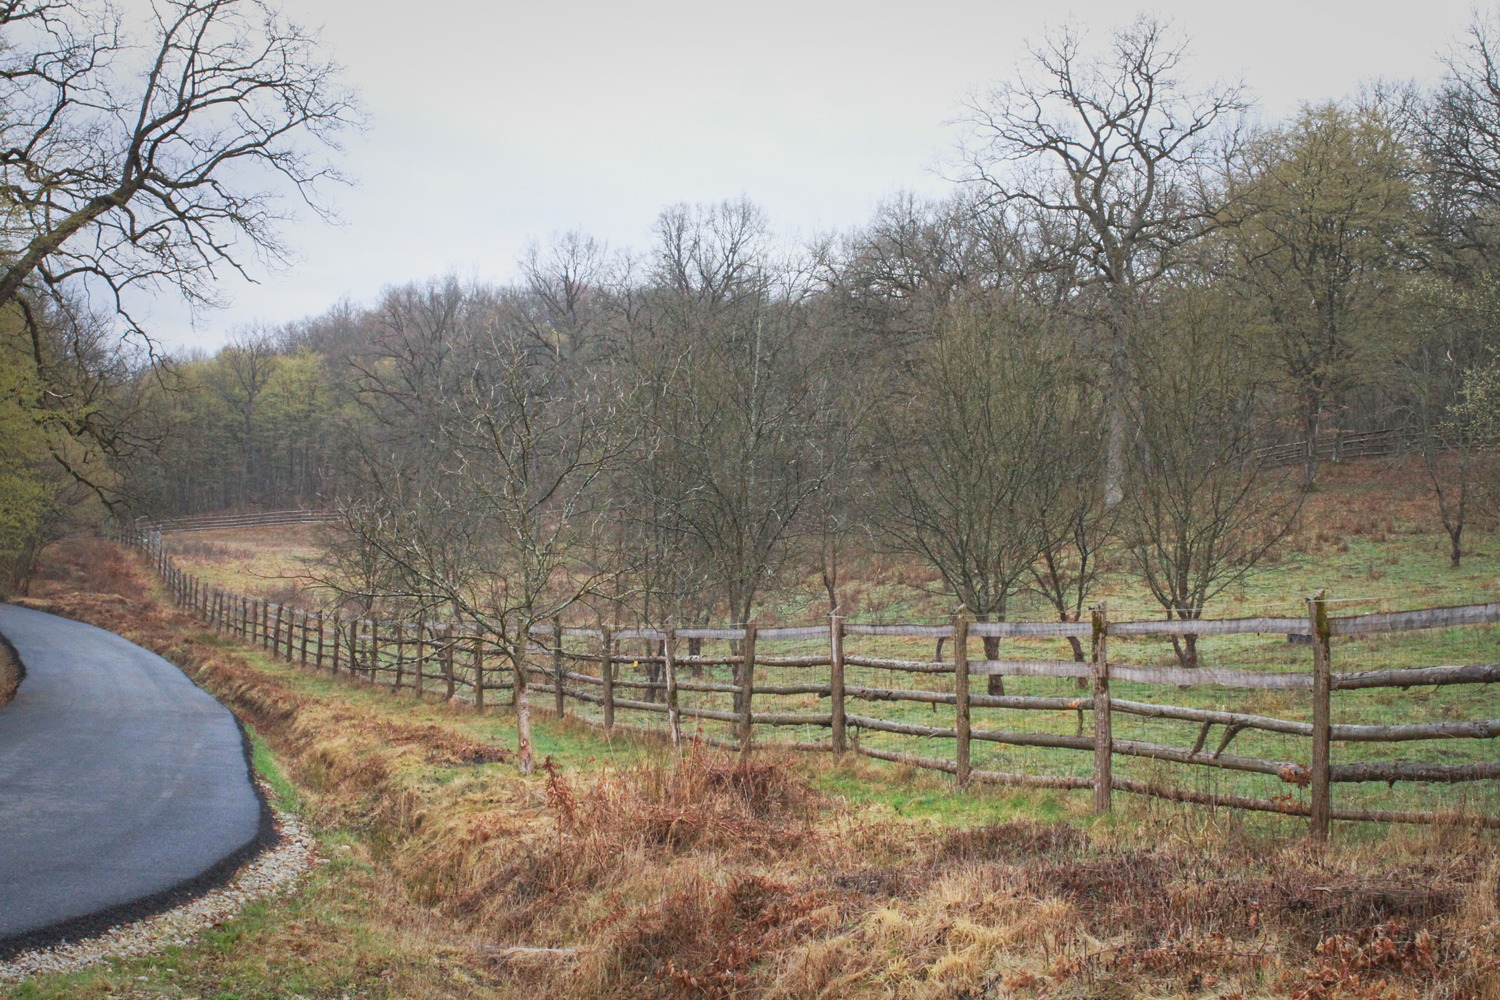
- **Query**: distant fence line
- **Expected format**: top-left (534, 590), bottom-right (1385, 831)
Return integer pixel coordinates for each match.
top-left (137, 509), bottom-right (337, 534)
top-left (1254, 427), bottom-right (1407, 468)
top-left (119, 525), bottom-right (1500, 842)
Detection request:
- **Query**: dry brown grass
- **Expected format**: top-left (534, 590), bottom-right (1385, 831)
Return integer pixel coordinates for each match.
top-left (0, 633), bottom-right (20, 707)
top-left (17, 535), bottom-right (1500, 1000)
top-left (160, 522), bottom-right (327, 601)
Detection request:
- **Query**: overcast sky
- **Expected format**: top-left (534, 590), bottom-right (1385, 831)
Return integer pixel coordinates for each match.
top-left (143, 0), bottom-right (1484, 352)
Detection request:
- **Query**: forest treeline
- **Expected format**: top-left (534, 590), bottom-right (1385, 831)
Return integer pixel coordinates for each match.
top-left (5, 14), bottom-right (1500, 678)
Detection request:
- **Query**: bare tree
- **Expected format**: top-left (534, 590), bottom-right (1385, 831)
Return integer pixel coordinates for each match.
top-left (336, 293), bottom-right (631, 774)
top-left (959, 15), bottom-right (1247, 501)
top-left (1423, 10), bottom-right (1500, 216)
top-left (0, 0), bottom-right (359, 341)
top-left (873, 298), bottom-right (1091, 693)
top-left (1400, 276), bottom-right (1500, 566)
top-left (516, 229), bottom-right (619, 364)
top-left (1121, 286), bottom-right (1302, 668)
top-left (617, 201), bottom-right (838, 627)
top-left (1027, 419), bottom-right (1114, 665)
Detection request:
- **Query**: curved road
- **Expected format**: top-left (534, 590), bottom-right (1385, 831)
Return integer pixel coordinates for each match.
top-left (0, 602), bottom-right (269, 956)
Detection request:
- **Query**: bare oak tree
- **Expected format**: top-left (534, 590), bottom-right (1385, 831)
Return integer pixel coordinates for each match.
top-left (0, 0), bottom-right (359, 339)
top-left (959, 15), bottom-right (1246, 500)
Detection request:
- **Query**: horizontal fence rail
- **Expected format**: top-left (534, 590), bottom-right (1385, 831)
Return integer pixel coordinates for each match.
top-left (1253, 427), bottom-right (1408, 468)
top-left (138, 509), bottom-right (338, 533)
top-left (118, 524), bottom-right (1500, 841)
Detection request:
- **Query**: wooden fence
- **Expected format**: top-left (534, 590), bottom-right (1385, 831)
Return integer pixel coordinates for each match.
top-left (1254, 427), bottom-right (1408, 468)
top-left (123, 526), bottom-right (1500, 841)
top-left (138, 508), bottom-right (337, 533)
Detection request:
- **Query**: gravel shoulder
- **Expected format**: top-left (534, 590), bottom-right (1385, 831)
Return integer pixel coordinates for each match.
top-left (0, 805), bottom-right (316, 982)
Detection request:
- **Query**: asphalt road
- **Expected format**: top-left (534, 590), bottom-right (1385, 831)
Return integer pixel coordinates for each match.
top-left (0, 602), bottom-right (269, 955)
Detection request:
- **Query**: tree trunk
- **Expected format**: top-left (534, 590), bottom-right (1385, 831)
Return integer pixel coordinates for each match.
top-left (1067, 633), bottom-right (1088, 691)
top-left (1169, 632), bottom-right (1200, 669)
top-left (1301, 396), bottom-right (1322, 491)
top-left (983, 634), bottom-right (1005, 696)
top-left (514, 658), bottom-right (533, 775)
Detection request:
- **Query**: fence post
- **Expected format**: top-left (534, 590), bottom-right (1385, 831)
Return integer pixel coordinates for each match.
top-left (829, 614), bottom-right (846, 755)
top-left (363, 619), bottom-right (374, 683)
top-left (368, 620), bottom-right (380, 684)
top-left (665, 625), bottom-right (681, 748)
top-left (393, 621), bottom-right (405, 690)
top-left (414, 622), bottom-right (426, 696)
top-left (472, 633), bottom-right (485, 711)
top-left (443, 625), bottom-right (456, 700)
top-left (553, 619), bottom-right (566, 719)
top-left (1091, 602), bottom-right (1112, 814)
top-left (367, 619), bottom-right (377, 682)
top-left (601, 626), bottom-right (615, 733)
top-left (954, 615), bottom-right (971, 787)
top-left (1308, 589), bottom-right (1333, 843)
top-left (738, 623), bottom-right (757, 751)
